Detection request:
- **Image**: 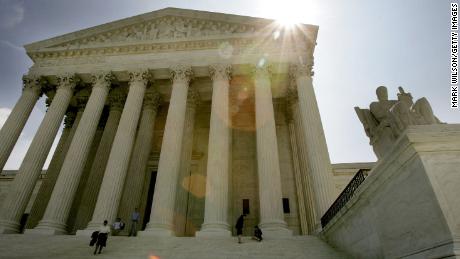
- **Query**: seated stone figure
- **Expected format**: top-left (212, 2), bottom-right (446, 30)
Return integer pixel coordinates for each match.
top-left (389, 87), bottom-right (441, 137)
top-left (355, 86), bottom-right (441, 159)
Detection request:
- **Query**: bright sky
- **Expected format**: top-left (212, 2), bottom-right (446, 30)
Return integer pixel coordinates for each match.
top-left (0, 0), bottom-right (456, 169)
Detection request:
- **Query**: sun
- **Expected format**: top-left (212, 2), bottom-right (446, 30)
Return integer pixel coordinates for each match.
top-left (275, 15), bottom-right (300, 28)
top-left (258, 0), bottom-right (319, 28)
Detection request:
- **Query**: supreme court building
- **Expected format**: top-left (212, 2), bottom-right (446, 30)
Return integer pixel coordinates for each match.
top-left (0, 8), bottom-right (349, 238)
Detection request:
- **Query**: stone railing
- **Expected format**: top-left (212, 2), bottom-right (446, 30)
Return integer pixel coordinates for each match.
top-left (321, 169), bottom-right (370, 228)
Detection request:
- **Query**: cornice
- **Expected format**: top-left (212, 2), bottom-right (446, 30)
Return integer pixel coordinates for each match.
top-left (29, 37), bottom-right (265, 63)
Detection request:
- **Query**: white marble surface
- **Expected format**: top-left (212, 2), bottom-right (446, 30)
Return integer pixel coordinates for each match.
top-left (0, 234), bottom-right (348, 259)
top-left (322, 124), bottom-right (460, 258)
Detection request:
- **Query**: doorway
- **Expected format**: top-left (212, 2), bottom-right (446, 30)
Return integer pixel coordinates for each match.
top-left (142, 170), bottom-right (157, 230)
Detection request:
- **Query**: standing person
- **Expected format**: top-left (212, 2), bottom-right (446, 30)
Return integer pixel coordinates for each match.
top-left (112, 217), bottom-right (124, 236)
top-left (252, 225), bottom-right (263, 242)
top-left (129, 208), bottom-right (140, 237)
top-left (94, 220), bottom-right (110, 255)
top-left (235, 214), bottom-right (246, 244)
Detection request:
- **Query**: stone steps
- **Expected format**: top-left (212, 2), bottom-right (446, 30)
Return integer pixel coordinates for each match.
top-left (0, 235), bottom-right (349, 259)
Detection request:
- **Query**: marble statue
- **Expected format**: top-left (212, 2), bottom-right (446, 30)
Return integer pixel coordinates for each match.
top-left (355, 86), bottom-right (441, 159)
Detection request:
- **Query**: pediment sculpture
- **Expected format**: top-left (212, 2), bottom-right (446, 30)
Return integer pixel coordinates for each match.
top-left (355, 86), bottom-right (442, 159)
top-left (52, 16), bottom-right (257, 49)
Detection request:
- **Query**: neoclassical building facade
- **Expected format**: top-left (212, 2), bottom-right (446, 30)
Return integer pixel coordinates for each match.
top-left (0, 8), bottom-right (339, 238)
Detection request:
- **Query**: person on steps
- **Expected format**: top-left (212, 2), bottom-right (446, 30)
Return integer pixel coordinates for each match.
top-left (94, 220), bottom-right (110, 255)
top-left (235, 214), bottom-right (246, 244)
top-left (252, 225), bottom-right (263, 242)
top-left (129, 208), bottom-right (140, 237)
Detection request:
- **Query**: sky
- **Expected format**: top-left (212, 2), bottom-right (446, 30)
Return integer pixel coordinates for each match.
top-left (0, 0), bottom-right (457, 169)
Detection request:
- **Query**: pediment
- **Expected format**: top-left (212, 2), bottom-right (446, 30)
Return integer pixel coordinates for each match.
top-left (25, 8), bottom-right (277, 52)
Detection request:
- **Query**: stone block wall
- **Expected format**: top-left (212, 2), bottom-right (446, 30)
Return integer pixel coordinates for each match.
top-left (322, 124), bottom-right (460, 258)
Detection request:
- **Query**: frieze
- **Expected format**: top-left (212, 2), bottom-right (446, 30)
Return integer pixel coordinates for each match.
top-left (31, 38), bottom-right (256, 62)
top-left (30, 37), bottom-right (308, 67)
top-left (35, 56), bottom-right (106, 68)
top-left (50, 16), bottom-right (258, 49)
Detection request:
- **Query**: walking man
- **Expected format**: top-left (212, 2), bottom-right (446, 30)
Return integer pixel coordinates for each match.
top-left (129, 208), bottom-right (140, 237)
top-left (94, 220), bottom-right (110, 255)
top-left (235, 214), bottom-right (246, 244)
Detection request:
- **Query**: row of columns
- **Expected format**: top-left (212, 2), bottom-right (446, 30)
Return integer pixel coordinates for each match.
top-left (0, 62), bottom-right (335, 236)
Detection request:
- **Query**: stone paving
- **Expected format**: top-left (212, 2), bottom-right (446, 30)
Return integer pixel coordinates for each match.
top-left (0, 234), bottom-right (349, 259)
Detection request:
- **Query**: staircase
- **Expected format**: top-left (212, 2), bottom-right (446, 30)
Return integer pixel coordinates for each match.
top-left (0, 234), bottom-right (349, 259)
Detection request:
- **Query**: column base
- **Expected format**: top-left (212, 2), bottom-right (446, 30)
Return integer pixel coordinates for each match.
top-left (138, 228), bottom-right (174, 237)
top-left (196, 222), bottom-right (231, 238)
top-left (259, 220), bottom-right (292, 239)
top-left (0, 220), bottom-right (21, 234)
top-left (75, 221), bottom-right (101, 237)
top-left (85, 220), bottom-right (103, 231)
top-left (25, 220), bottom-right (67, 235)
top-left (138, 222), bottom-right (174, 237)
top-left (24, 228), bottom-right (66, 235)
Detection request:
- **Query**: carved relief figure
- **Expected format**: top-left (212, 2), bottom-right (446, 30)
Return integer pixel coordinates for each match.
top-left (56, 17), bottom-right (258, 48)
top-left (355, 86), bottom-right (441, 159)
top-left (173, 20), bottom-right (190, 38)
top-left (145, 23), bottom-right (159, 40)
top-left (158, 19), bottom-right (174, 39)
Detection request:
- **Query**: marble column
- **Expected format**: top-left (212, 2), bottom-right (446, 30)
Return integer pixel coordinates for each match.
top-left (83, 70), bottom-right (149, 232)
top-left (253, 65), bottom-right (291, 238)
top-left (285, 97), bottom-right (308, 235)
top-left (173, 88), bottom-right (199, 236)
top-left (66, 122), bottom-right (105, 232)
top-left (290, 63), bottom-right (335, 221)
top-left (73, 89), bottom-right (125, 232)
top-left (290, 91), bottom-right (319, 234)
top-left (28, 72), bottom-right (112, 235)
top-left (0, 74), bottom-right (77, 234)
top-left (117, 88), bottom-right (161, 230)
top-left (140, 65), bottom-right (193, 236)
top-left (0, 75), bottom-right (42, 171)
top-left (26, 109), bottom-right (82, 229)
top-left (196, 64), bottom-right (232, 237)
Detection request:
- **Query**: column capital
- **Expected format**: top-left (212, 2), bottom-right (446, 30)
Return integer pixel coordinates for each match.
top-left (91, 72), bottom-right (114, 90)
top-left (22, 75), bottom-right (43, 96)
top-left (209, 64), bottom-right (232, 82)
top-left (251, 63), bottom-right (272, 80)
top-left (289, 62), bottom-right (314, 78)
top-left (56, 74), bottom-right (79, 92)
top-left (129, 70), bottom-right (150, 86)
top-left (143, 89), bottom-right (162, 111)
top-left (170, 65), bottom-right (193, 84)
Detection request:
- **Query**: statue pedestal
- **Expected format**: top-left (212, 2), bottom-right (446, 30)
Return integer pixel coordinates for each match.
top-left (322, 124), bottom-right (460, 258)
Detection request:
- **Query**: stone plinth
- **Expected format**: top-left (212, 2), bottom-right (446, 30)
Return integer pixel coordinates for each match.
top-left (321, 124), bottom-right (460, 258)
